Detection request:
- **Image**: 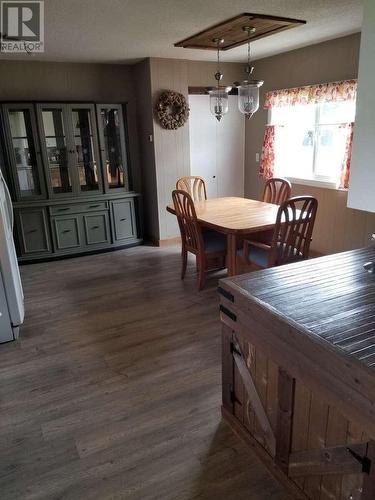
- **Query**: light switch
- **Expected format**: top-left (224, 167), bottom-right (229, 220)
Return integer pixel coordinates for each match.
top-left (255, 153), bottom-right (260, 163)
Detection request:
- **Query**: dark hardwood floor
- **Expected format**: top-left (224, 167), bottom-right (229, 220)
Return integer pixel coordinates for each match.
top-left (0, 245), bottom-right (290, 500)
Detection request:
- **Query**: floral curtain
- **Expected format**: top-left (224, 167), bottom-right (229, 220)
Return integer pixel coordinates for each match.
top-left (339, 122), bottom-right (354, 189)
top-left (264, 79), bottom-right (357, 109)
top-left (259, 125), bottom-right (276, 179)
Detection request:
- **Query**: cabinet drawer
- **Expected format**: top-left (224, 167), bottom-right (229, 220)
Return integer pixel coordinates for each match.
top-left (53, 216), bottom-right (81, 250)
top-left (83, 212), bottom-right (110, 246)
top-left (50, 201), bottom-right (108, 216)
top-left (16, 208), bottom-right (51, 255)
top-left (111, 199), bottom-right (136, 241)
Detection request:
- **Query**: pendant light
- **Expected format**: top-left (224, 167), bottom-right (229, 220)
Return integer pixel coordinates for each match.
top-left (236, 26), bottom-right (264, 119)
top-left (208, 38), bottom-right (231, 121)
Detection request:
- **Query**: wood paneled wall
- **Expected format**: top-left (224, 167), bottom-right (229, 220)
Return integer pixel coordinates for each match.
top-left (150, 58), bottom-right (190, 240)
top-left (143, 58), bottom-right (244, 242)
top-left (135, 59), bottom-right (160, 241)
top-left (243, 33), bottom-right (375, 255)
top-left (0, 60), bottom-right (142, 193)
top-left (291, 185), bottom-right (375, 254)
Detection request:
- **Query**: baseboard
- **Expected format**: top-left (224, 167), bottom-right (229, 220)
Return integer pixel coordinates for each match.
top-left (309, 249), bottom-right (325, 258)
top-left (156, 236), bottom-right (181, 247)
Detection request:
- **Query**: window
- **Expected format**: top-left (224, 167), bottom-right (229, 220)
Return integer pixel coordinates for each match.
top-left (269, 100), bottom-right (356, 187)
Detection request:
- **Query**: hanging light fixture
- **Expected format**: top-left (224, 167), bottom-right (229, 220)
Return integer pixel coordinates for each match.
top-left (236, 26), bottom-right (264, 119)
top-left (208, 38), bottom-right (231, 122)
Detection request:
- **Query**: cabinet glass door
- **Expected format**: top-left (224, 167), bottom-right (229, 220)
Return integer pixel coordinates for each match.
top-left (40, 107), bottom-right (72, 195)
top-left (4, 105), bottom-right (45, 200)
top-left (71, 106), bottom-right (101, 194)
top-left (97, 104), bottom-right (129, 192)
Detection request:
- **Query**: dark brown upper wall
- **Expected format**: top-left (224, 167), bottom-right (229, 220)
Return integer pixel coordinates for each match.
top-left (245, 33), bottom-right (361, 199)
top-left (0, 60), bottom-right (141, 191)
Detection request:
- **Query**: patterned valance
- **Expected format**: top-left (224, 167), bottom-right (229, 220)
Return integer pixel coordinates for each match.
top-left (264, 79), bottom-right (357, 109)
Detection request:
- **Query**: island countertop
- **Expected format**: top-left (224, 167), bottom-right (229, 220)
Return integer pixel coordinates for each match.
top-left (219, 247), bottom-right (375, 500)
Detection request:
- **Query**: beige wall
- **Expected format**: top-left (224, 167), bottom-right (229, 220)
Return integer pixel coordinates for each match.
top-left (0, 60), bottom-right (142, 192)
top-left (141, 57), bottom-right (244, 242)
top-left (244, 33), bottom-right (375, 254)
top-left (150, 58), bottom-right (190, 241)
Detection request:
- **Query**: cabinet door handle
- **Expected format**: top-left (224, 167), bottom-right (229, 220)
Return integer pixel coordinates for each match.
top-left (58, 207), bottom-right (70, 211)
top-left (27, 229), bottom-right (37, 234)
top-left (62, 229), bottom-right (71, 233)
top-left (89, 205), bottom-right (101, 209)
top-left (91, 226), bottom-right (100, 230)
top-left (120, 218), bottom-right (127, 221)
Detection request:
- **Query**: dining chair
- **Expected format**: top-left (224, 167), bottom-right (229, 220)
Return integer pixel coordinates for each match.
top-left (176, 176), bottom-right (207, 202)
top-left (237, 196), bottom-right (318, 272)
top-left (172, 189), bottom-right (226, 290)
top-left (263, 177), bottom-right (292, 205)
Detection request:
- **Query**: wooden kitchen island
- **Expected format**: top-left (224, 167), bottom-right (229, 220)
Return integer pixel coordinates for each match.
top-left (219, 247), bottom-right (375, 500)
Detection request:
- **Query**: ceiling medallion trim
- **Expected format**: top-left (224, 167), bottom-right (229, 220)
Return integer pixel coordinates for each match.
top-left (174, 13), bottom-right (306, 51)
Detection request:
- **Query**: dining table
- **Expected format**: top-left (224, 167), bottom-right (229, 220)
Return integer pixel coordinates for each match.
top-left (167, 196), bottom-right (281, 276)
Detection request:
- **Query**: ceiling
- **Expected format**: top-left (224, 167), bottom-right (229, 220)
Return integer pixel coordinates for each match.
top-left (0, 0), bottom-right (363, 64)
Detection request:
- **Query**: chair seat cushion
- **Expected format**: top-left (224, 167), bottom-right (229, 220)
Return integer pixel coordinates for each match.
top-left (237, 244), bottom-right (269, 267)
top-left (203, 230), bottom-right (227, 253)
top-left (237, 242), bottom-right (302, 267)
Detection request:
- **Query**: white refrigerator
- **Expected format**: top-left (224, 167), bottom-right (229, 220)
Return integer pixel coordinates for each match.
top-left (0, 167), bottom-right (24, 342)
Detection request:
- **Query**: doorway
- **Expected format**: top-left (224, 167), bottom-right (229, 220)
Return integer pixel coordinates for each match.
top-left (189, 94), bottom-right (245, 198)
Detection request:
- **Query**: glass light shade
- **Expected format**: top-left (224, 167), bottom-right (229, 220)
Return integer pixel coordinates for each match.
top-left (208, 89), bottom-right (229, 122)
top-left (238, 80), bottom-right (264, 119)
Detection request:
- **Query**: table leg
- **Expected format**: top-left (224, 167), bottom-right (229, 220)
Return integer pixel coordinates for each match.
top-left (227, 233), bottom-right (237, 276)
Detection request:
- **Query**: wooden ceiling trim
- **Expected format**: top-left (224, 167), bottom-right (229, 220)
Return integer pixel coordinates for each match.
top-left (175, 13), bottom-right (306, 51)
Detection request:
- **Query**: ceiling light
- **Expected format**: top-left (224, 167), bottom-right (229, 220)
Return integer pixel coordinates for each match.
top-left (208, 38), bottom-right (231, 122)
top-left (236, 26), bottom-right (264, 119)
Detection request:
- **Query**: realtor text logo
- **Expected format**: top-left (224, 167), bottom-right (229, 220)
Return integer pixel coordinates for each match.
top-left (1, 1), bottom-right (44, 53)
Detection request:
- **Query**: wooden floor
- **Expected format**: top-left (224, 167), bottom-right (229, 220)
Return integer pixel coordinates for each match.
top-left (0, 245), bottom-right (291, 500)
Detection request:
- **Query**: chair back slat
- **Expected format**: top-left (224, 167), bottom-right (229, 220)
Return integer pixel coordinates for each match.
top-left (172, 190), bottom-right (203, 254)
top-left (263, 177), bottom-right (292, 205)
top-left (269, 196), bottom-right (318, 266)
top-left (176, 176), bottom-right (207, 202)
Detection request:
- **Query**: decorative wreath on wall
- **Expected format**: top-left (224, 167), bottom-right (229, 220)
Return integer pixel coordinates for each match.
top-left (156, 90), bottom-right (189, 130)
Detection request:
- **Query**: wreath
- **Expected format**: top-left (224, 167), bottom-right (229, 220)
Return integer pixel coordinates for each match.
top-left (156, 90), bottom-right (189, 130)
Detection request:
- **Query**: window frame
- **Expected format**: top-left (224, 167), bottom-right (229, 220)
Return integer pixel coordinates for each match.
top-left (268, 102), bottom-right (353, 190)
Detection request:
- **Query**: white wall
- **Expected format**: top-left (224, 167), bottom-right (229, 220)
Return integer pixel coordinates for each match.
top-left (348, 0), bottom-right (375, 213)
top-left (189, 95), bottom-right (244, 198)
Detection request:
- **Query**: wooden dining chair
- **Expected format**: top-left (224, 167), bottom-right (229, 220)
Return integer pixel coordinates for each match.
top-left (176, 176), bottom-right (207, 202)
top-left (263, 177), bottom-right (292, 205)
top-left (238, 196), bottom-right (318, 272)
top-left (172, 189), bottom-right (226, 290)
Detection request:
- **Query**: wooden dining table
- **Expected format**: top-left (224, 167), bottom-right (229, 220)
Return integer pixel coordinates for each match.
top-left (167, 196), bottom-right (281, 276)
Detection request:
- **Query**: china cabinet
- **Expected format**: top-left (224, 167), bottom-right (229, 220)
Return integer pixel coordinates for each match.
top-left (2, 103), bottom-right (46, 200)
top-left (97, 104), bottom-right (129, 193)
top-left (0, 101), bottom-right (141, 262)
top-left (36, 103), bottom-right (103, 198)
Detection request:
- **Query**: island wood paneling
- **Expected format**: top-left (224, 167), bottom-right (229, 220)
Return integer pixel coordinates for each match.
top-left (219, 248), bottom-right (375, 499)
